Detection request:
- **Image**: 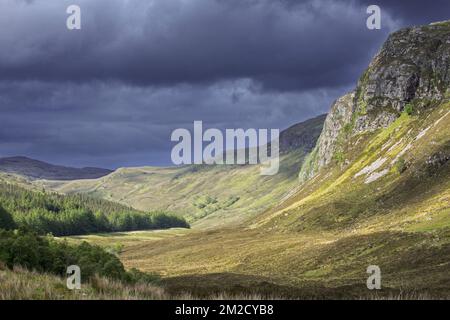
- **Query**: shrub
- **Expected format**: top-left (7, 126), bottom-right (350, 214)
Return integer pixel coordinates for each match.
top-left (125, 268), bottom-right (161, 284)
top-left (0, 206), bottom-right (16, 230)
top-left (404, 103), bottom-right (414, 116)
top-left (333, 151), bottom-right (345, 164)
top-left (395, 157), bottom-right (408, 174)
top-left (0, 229), bottom-right (152, 283)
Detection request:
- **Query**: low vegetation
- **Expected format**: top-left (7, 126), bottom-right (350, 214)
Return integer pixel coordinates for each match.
top-left (0, 266), bottom-right (166, 300)
top-left (0, 229), bottom-right (159, 285)
top-left (404, 103), bottom-right (414, 116)
top-left (65, 102), bottom-right (447, 299)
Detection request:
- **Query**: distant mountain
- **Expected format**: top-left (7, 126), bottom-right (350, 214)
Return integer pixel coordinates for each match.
top-left (37, 115), bottom-right (326, 228)
top-left (0, 156), bottom-right (112, 181)
top-left (279, 114), bottom-right (327, 153)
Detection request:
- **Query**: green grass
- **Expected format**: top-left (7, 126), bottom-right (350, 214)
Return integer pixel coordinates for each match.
top-left (35, 150), bottom-right (306, 230)
top-left (59, 101), bottom-right (450, 299)
top-left (30, 116), bottom-right (325, 230)
top-left (64, 226), bottom-right (450, 299)
top-left (2, 98), bottom-right (449, 299)
top-left (0, 265), bottom-right (278, 300)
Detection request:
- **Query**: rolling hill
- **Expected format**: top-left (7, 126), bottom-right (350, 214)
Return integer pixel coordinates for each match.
top-left (36, 115), bottom-right (326, 228)
top-left (0, 156), bottom-right (112, 181)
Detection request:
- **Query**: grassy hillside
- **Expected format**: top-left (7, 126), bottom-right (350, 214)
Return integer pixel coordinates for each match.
top-left (46, 153), bottom-right (300, 229)
top-left (69, 102), bottom-right (449, 299)
top-left (3, 97), bottom-right (448, 299)
top-left (256, 103), bottom-right (449, 231)
top-left (38, 115), bottom-right (326, 229)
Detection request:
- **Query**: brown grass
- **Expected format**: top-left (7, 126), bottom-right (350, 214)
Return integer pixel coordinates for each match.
top-left (0, 265), bottom-right (281, 300)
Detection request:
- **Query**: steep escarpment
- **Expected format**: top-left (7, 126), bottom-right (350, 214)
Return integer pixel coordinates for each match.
top-left (258, 21), bottom-right (450, 232)
top-left (300, 21), bottom-right (450, 181)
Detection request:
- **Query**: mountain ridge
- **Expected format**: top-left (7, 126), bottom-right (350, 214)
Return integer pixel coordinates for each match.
top-left (34, 114), bottom-right (327, 228)
top-left (0, 156), bottom-right (112, 181)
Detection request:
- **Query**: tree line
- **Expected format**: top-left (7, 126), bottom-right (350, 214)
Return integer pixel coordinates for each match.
top-left (0, 182), bottom-right (189, 236)
top-left (0, 228), bottom-right (158, 284)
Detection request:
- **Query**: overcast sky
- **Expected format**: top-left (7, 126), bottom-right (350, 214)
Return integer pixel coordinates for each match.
top-left (0, 0), bottom-right (449, 168)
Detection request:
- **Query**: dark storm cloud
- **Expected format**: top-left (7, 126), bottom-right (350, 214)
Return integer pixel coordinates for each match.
top-left (0, 79), bottom-right (343, 167)
top-left (0, 0), bottom-right (395, 91)
top-left (0, 0), bottom-right (448, 168)
top-left (351, 0), bottom-right (450, 26)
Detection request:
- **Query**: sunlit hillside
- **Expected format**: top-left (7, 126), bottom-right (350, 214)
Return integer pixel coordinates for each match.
top-left (37, 115), bottom-right (326, 229)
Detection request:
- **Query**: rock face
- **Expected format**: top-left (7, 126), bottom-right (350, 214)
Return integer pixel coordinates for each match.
top-left (315, 93), bottom-right (354, 168)
top-left (300, 21), bottom-right (450, 181)
top-left (354, 21), bottom-right (450, 131)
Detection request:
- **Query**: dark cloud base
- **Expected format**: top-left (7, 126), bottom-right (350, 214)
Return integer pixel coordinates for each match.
top-left (0, 0), bottom-right (448, 168)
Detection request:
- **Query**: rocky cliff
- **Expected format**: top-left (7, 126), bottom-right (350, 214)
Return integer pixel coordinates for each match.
top-left (300, 21), bottom-right (450, 181)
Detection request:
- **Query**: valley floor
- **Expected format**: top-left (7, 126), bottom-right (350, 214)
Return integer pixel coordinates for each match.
top-left (8, 101), bottom-right (450, 300)
top-left (67, 223), bottom-right (450, 299)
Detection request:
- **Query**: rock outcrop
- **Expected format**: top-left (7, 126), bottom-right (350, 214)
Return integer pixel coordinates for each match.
top-left (300, 21), bottom-right (450, 181)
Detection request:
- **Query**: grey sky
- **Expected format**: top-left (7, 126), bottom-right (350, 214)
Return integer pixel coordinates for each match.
top-left (0, 0), bottom-right (448, 168)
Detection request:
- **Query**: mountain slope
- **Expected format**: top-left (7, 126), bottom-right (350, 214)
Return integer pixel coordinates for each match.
top-left (257, 101), bottom-right (450, 231)
top-left (300, 21), bottom-right (450, 181)
top-left (3, 22), bottom-right (450, 299)
top-left (72, 21), bottom-right (450, 298)
top-left (258, 21), bottom-right (450, 233)
top-left (94, 100), bottom-right (449, 298)
top-left (38, 115), bottom-right (326, 229)
top-left (0, 156), bottom-right (112, 181)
